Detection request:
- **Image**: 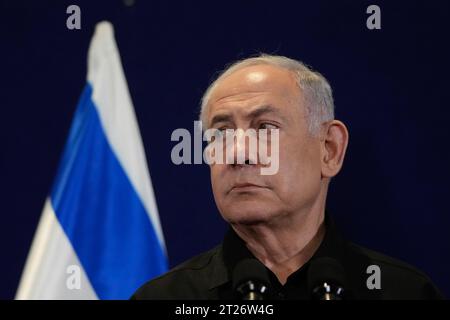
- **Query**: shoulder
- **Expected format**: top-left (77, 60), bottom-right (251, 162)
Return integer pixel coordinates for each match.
top-left (346, 243), bottom-right (444, 299)
top-left (131, 245), bottom-right (225, 300)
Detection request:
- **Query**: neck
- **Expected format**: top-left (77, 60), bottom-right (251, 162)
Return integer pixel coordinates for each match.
top-left (231, 202), bottom-right (326, 285)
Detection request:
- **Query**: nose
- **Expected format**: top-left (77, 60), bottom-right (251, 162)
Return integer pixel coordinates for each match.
top-left (226, 128), bottom-right (258, 166)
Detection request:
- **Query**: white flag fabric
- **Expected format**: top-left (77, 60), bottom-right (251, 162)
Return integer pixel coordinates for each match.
top-left (16, 21), bottom-right (167, 300)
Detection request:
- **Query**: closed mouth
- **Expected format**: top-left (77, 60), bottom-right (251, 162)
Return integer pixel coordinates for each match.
top-left (229, 183), bottom-right (266, 193)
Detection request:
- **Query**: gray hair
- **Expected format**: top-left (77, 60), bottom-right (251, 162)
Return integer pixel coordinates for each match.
top-left (199, 54), bottom-right (335, 135)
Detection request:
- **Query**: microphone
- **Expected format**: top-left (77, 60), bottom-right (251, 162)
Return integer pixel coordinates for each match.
top-left (307, 257), bottom-right (346, 300)
top-left (232, 258), bottom-right (271, 300)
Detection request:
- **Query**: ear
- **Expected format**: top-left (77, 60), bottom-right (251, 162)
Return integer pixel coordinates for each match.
top-left (320, 120), bottom-right (349, 178)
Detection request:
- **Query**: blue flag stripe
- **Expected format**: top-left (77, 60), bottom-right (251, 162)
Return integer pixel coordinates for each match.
top-left (50, 84), bottom-right (167, 299)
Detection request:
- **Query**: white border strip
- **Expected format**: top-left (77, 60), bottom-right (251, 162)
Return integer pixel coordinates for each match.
top-left (86, 21), bottom-right (166, 251)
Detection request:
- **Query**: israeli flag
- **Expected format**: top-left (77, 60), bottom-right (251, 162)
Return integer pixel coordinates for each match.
top-left (15, 21), bottom-right (167, 300)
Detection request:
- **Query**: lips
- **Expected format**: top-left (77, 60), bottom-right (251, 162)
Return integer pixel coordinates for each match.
top-left (229, 182), bottom-right (266, 193)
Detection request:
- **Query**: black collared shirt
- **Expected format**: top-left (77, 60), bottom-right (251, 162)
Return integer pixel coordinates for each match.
top-left (132, 215), bottom-right (444, 300)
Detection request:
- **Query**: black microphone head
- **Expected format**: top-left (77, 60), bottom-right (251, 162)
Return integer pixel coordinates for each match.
top-left (232, 258), bottom-right (270, 300)
top-left (307, 257), bottom-right (347, 300)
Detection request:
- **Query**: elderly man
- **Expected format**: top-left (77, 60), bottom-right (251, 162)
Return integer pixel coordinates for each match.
top-left (132, 54), bottom-right (442, 300)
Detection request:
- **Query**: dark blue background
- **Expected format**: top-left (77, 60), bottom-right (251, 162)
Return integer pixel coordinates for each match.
top-left (1, 0), bottom-right (449, 299)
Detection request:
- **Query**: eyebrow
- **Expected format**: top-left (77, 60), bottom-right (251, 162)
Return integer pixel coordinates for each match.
top-left (209, 113), bottom-right (233, 128)
top-left (246, 105), bottom-right (284, 120)
top-left (209, 105), bottom-right (285, 127)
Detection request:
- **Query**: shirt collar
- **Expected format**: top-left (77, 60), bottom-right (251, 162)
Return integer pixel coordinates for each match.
top-left (211, 212), bottom-right (348, 292)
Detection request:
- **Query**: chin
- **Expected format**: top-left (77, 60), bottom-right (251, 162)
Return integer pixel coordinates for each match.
top-left (220, 202), bottom-right (277, 225)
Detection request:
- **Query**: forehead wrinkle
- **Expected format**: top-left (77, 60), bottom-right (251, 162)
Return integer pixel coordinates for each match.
top-left (205, 66), bottom-right (302, 127)
top-left (212, 90), bottom-right (266, 106)
top-left (208, 92), bottom-right (267, 122)
top-left (209, 104), bottom-right (288, 129)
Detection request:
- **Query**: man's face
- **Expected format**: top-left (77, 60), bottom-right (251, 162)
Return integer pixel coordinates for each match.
top-left (207, 65), bottom-right (324, 225)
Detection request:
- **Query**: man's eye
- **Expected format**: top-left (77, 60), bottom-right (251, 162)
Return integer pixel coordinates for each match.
top-left (259, 123), bottom-right (278, 130)
top-left (215, 127), bottom-right (228, 136)
top-left (212, 127), bottom-right (229, 139)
